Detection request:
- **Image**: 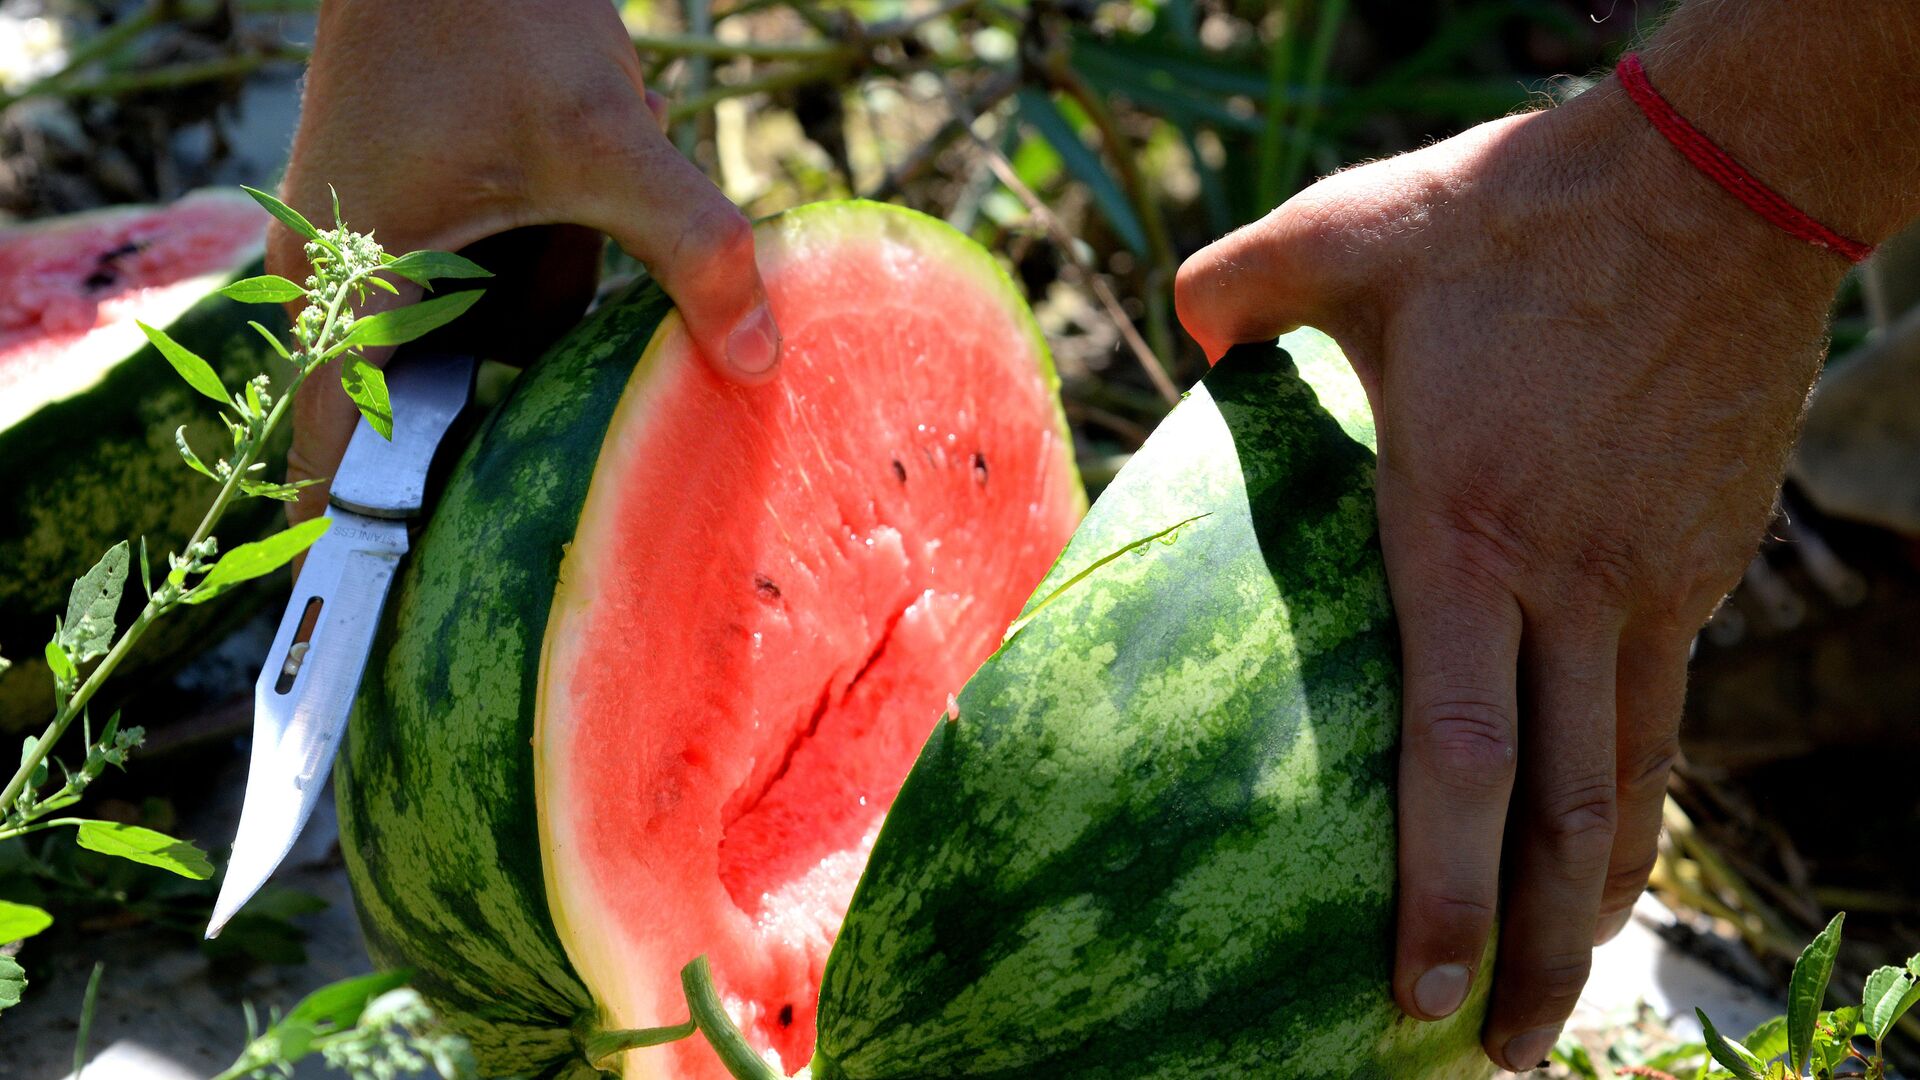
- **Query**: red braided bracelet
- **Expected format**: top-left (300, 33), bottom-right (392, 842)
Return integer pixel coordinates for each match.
top-left (1616, 52), bottom-right (1874, 264)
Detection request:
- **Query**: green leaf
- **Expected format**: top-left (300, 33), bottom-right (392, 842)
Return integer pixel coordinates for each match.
top-left (340, 290), bottom-right (484, 349)
top-left (1814, 1006), bottom-right (1861, 1073)
top-left (1698, 1009), bottom-right (1765, 1080)
top-left (137, 321), bottom-right (228, 404)
top-left (340, 356), bottom-right (393, 440)
top-left (175, 426), bottom-right (218, 481)
top-left (74, 820), bottom-right (214, 879)
top-left (0, 899), bottom-right (52, 943)
top-left (1863, 967), bottom-right (1911, 1041)
top-left (382, 250), bottom-right (492, 289)
top-left (1739, 1015), bottom-right (1787, 1065)
top-left (59, 541), bottom-right (128, 664)
top-left (283, 970), bottom-right (412, 1031)
top-left (1788, 913), bottom-right (1845, 1075)
top-left (248, 320), bottom-right (293, 362)
top-left (1014, 88), bottom-right (1149, 256)
top-left (44, 637), bottom-right (76, 683)
top-left (182, 518), bottom-right (330, 606)
top-left (0, 954), bottom-right (24, 1012)
top-left (219, 275), bottom-right (306, 304)
top-left (241, 185), bottom-right (321, 243)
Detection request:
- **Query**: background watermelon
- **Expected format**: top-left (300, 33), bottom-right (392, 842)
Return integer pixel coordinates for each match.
top-left (337, 202), bottom-right (1084, 1079)
top-left (807, 332), bottom-right (1494, 1079)
top-left (0, 189), bottom-right (289, 727)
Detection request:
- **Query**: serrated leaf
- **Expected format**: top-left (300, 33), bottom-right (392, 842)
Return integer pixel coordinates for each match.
top-left (241, 185), bottom-right (321, 243)
top-left (74, 821), bottom-right (214, 879)
top-left (1698, 1010), bottom-right (1765, 1080)
top-left (44, 637), bottom-right (75, 683)
top-left (0, 954), bottom-right (24, 1012)
top-left (247, 320), bottom-right (293, 361)
top-left (138, 321), bottom-right (227, 404)
top-left (340, 356), bottom-right (392, 439)
top-left (1788, 913), bottom-right (1844, 1075)
top-left (0, 899), bottom-right (52, 943)
top-left (382, 250), bottom-right (492, 289)
top-left (1864, 967), bottom-right (1919, 1043)
top-left (59, 541), bottom-right (128, 664)
top-left (1815, 1006), bottom-right (1861, 1073)
top-left (340, 290), bottom-right (483, 349)
top-left (219, 275), bottom-right (306, 304)
top-left (1739, 1015), bottom-right (1787, 1065)
top-left (182, 518), bottom-right (329, 606)
top-left (1015, 88), bottom-right (1149, 257)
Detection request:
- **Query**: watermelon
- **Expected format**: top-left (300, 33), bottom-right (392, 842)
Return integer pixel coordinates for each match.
top-left (807, 330), bottom-right (1495, 1079)
top-left (0, 189), bottom-right (288, 725)
top-left (337, 202), bottom-right (1085, 1079)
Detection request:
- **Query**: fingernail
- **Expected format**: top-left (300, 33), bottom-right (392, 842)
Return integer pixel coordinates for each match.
top-left (1502, 1026), bottom-right (1560, 1072)
top-left (1594, 906), bottom-right (1632, 945)
top-left (1412, 964), bottom-right (1470, 1019)
top-left (726, 305), bottom-right (779, 375)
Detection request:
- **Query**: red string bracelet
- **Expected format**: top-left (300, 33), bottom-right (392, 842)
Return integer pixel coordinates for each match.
top-left (1616, 52), bottom-right (1874, 264)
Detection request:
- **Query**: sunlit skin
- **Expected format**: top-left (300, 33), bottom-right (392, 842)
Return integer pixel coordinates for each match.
top-left (279, 0), bottom-right (1920, 1072)
top-left (272, 0), bottom-right (778, 529)
top-left (1177, 0), bottom-right (1920, 1069)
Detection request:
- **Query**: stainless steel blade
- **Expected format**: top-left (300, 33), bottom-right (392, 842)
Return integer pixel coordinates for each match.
top-left (207, 351), bottom-right (475, 938)
top-left (207, 509), bottom-right (407, 937)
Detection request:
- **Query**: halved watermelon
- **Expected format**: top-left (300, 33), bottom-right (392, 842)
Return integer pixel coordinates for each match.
top-left (0, 189), bottom-right (289, 725)
top-left (338, 202), bottom-right (1085, 1078)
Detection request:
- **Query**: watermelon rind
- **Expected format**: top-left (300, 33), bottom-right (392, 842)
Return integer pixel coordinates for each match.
top-left (809, 334), bottom-right (1495, 1079)
top-left (338, 200), bottom-right (1078, 1079)
top-left (0, 191), bottom-right (290, 727)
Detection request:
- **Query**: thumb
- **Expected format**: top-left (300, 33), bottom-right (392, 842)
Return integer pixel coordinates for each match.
top-left (1174, 188), bottom-right (1360, 363)
top-left (567, 124), bottom-right (779, 384)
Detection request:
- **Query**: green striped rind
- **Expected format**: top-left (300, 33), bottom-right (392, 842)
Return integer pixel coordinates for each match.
top-left (338, 280), bottom-right (675, 1080)
top-left (343, 200), bottom-right (1081, 1077)
top-left (812, 341), bottom-right (1492, 1079)
top-left (0, 276), bottom-right (290, 728)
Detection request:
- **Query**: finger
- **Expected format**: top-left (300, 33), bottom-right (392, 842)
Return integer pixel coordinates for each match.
top-left (562, 117), bottom-right (779, 383)
top-left (1593, 628), bottom-right (1687, 945)
top-left (1173, 184), bottom-right (1362, 362)
top-left (1385, 550), bottom-right (1523, 1025)
top-left (1485, 620), bottom-right (1622, 1072)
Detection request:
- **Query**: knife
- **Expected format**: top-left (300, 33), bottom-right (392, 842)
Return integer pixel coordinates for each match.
top-left (206, 349), bottom-right (475, 938)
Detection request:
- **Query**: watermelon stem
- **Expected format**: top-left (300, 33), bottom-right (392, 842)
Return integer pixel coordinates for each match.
top-left (577, 1018), bottom-right (697, 1070)
top-left (680, 956), bottom-right (785, 1080)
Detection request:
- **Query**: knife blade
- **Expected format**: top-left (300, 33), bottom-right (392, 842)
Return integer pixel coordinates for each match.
top-left (207, 350), bottom-right (475, 938)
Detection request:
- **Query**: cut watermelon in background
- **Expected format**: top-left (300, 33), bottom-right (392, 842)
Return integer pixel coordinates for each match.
top-left (0, 189), bottom-right (290, 726)
top-left (339, 202), bottom-right (1085, 1079)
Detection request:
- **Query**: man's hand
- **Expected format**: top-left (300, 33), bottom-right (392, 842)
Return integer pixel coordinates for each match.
top-left (269, 0), bottom-right (778, 526)
top-left (1176, 76), bottom-right (1852, 1071)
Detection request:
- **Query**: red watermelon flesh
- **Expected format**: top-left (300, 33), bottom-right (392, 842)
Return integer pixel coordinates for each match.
top-left (536, 207), bottom-right (1083, 1077)
top-left (0, 190), bottom-right (266, 423)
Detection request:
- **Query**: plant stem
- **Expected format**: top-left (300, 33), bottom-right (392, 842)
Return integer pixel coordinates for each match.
top-left (680, 958), bottom-right (782, 1080)
top-left (632, 33), bottom-right (847, 62)
top-left (0, 49), bottom-right (308, 110)
top-left (1, 260), bottom-right (371, 817)
top-left (579, 1021), bottom-right (697, 1070)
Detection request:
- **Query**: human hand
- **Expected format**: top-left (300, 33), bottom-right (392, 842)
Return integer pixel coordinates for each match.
top-left (268, 0), bottom-right (777, 526)
top-left (1175, 83), bottom-right (1847, 1070)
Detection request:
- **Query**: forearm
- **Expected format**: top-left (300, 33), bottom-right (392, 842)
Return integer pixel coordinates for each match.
top-left (1640, 0), bottom-right (1920, 247)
